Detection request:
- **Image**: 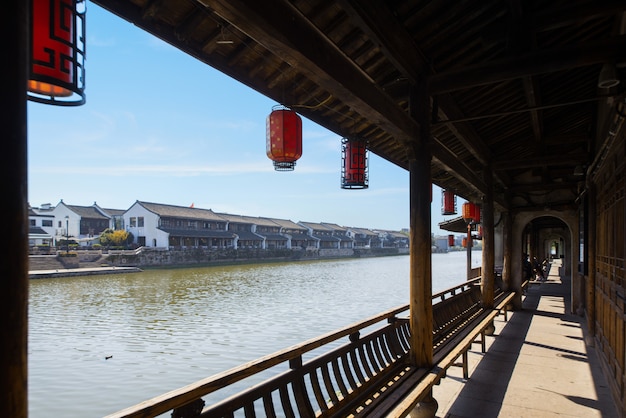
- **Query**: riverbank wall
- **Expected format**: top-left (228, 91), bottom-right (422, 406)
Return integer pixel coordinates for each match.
top-left (29, 247), bottom-right (410, 274)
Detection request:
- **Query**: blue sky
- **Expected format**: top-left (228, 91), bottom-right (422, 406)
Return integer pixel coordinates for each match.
top-left (27, 2), bottom-right (461, 233)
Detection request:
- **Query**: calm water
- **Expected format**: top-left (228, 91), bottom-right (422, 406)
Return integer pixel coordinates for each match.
top-left (28, 251), bottom-right (481, 417)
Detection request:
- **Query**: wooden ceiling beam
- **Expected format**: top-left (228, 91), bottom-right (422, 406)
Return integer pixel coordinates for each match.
top-left (429, 35), bottom-right (626, 94)
top-left (203, 0), bottom-right (421, 147)
top-left (339, 0), bottom-right (495, 185)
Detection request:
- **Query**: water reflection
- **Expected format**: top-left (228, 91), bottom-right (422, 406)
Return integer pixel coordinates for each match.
top-left (29, 252), bottom-right (479, 417)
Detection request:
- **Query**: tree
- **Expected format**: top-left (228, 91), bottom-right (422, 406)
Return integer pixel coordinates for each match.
top-left (99, 229), bottom-right (133, 248)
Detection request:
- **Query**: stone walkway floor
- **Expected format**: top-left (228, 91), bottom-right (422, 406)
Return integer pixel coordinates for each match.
top-left (433, 259), bottom-right (619, 417)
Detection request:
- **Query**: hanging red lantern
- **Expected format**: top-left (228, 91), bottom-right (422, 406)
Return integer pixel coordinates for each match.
top-left (448, 234), bottom-right (455, 247)
top-left (28, 0), bottom-right (86, 106)
top-left (266, 107), bottom-right (303, 171)
top-left (462, 237), bottom-right (468, 248)
top-left (341, 137), bottom-right (368, 189)
top-left (441, 189), bottom-right (457, 215)
top-left (462, 202), bottom-right (480, 224)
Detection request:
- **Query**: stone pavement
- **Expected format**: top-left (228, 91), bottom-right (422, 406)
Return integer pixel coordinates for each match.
top-left (432, 259), bottom-right (619, 417)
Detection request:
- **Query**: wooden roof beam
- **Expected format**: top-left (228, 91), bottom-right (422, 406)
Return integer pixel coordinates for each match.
top-left (203, 0), bottom-right (421, 146)
top-left (429, 35), bottom-right (626, 94)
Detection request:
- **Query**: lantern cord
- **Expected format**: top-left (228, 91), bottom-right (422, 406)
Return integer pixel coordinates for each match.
top-left (290, 94), bottom-right (333, 110)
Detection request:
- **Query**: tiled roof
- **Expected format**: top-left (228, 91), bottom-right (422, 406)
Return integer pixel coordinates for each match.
top-left (218, 213), bottom-right (281, 228)
top-left (260, 234), bottom-right (288, 241)
top-left (67, 205), bottom-right (110, 220)
top-left (235, 231), bottom-right (264, 241)
top-left (29, 226), bottom-right (50, 236)
top-left (138, 201), bottom-right (227, 222)
top-left (350, 227), bottom-right (377, 237)
top-left (101, 208), bottom-right (126, 216)
top-left (270, 218), bottom-right (307, 231)
top-left (158, 228), bottom-right (235, 239)
top-left (321, 222), bottom-right (348, 232)
top-left (299, 221), bottom-right (334, 232)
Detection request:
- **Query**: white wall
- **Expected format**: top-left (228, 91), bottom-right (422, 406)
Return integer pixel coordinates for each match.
top-left (123, 202), bottom-right (168, 247)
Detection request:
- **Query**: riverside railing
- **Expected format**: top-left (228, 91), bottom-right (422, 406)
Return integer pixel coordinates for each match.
top-left (105, 278), bottom-right (483, 418)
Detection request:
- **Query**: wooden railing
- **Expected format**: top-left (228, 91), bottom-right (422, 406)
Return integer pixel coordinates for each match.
top-left (105, 278), bottom-right (501, 418)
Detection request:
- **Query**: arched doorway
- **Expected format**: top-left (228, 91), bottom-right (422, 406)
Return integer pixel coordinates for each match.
top-left (511, 211), bottom-right (580, 312)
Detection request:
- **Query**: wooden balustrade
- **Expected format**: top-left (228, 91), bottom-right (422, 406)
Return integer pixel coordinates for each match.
top-left (104, 277), bottom-right (515, 418)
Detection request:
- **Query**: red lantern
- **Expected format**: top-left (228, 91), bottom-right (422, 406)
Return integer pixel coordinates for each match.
top-left (441, 190), bottom-right (457, 215)
top-left (448, 234), bottom-right (455, 247)
top-left (341, 137), bottom-right (368, 189)
top-left (266, 108), bottom-right (303, 171)
top-left (462, 237), bottom-right (467, 248)
top-left (28, 0), bottom-right (86, 106)
top-left (462, 202), bottom-right (480, 224)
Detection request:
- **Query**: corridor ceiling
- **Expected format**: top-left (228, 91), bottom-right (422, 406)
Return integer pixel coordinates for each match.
top-left (92, 0), bottom-right (626, 212)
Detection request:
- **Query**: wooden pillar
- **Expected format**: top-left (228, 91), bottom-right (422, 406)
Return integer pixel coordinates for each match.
top-left (407, 82), bottom-right (437, 416)
top-left (408, 83), bottom-right (433, 369)
top-left (466, 224), bottom-right (472, 280)
top-left (502, 211), bottom-right (512, 291)
top-left (1, 1), bottom-right (29, 417)
top-left (481, 167), bottom-right (495, 309)
top-left (586, 182), bottom-right (596, 337)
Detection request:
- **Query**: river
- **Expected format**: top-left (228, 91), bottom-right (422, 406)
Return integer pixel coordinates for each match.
top-left (28, 251), bottom-right (481, 417)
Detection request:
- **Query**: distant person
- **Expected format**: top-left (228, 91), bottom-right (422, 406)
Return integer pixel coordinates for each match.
top-left (523, 254), bottom-right (533, 281)
top-left (532, 256), bottom-right (545, 281)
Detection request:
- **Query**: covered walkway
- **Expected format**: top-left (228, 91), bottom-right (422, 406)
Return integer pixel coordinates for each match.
top-left (434, 260), bottom-right (619, 417)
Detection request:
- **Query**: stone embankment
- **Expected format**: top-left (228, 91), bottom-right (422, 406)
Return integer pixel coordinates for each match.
top-left (29, 247), bottom-right (409, 278)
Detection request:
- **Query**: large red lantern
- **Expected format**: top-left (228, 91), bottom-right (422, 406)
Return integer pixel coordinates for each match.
top-left (28, 0), bottom-right (86, 106)
top-left (341, 137), bottom-right (368, 189)
top-left (462, 202), bottom-right (480, 224)
top-left (447, 234), bottom-right (455, 247)
top-left (266, 107), bottom-right (303, 171)
top-left (441, 189), bottom-right (457, 215)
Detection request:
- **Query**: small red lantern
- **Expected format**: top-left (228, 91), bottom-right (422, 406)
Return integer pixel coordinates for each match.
top-left (266, 107), bottom-right (303, 171)
top-left (462, 202), bottom-right (480, 224)
top-left (462, 237), bottom-right (468, 248)
top-left (447, 234), bottom-right (455, 247)
top-left (341, 137), bottom-right (368, 189)
top-left (28, 0), bottom-right (86, 106)
top-left (441, 189), bottom-right (457, 215)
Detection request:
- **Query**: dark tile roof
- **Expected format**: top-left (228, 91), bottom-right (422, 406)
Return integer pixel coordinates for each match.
top-left (138, 201), bottom-right (227, 222)
top-left (235, 231), bottom-right (264, 241)
top-left (158, 228), bottom-right (235, 239)
top-left (67, 205), bottom-right (110, 220)
top-left (101, 208), bottom-right (126, 216)
top-left (260, 234), bottom-right (288, 241)
top-left (29, 226), bottom-right (50, 235)
top-left (269, 218), bottom-right (307, 231)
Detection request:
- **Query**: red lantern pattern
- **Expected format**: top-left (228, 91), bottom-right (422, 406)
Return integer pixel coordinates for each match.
top-left (341, 138), bottom-right (368, 189)
top-left (266, 108), bottom-right (303, 171)
top-left (441, 189), bottom-right (457, 215)
top-left (462, 202), bottom-right (480, 224)
top-left (28, 0), bottom-right (86, 106)
top-left (448, 234), bottom-right (455, 247)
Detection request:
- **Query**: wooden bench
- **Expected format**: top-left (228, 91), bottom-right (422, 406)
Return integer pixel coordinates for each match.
top-left (105, 280), bottom-right (516, 418)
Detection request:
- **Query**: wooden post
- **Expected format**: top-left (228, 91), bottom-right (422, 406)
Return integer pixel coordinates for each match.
top-left (502, 211), bottom-right (512, 291)
top-left (1, 1), bottom-right (29, 417)
top-left (408, 83), bottom-right (433, 369)
top-left (481, 167), bottom-right (495, 310)
top-left (586, 182), bottom-right (596, 337)
top-left (466, 223), bottom-right (472, 280)
top-left (407, 82), bottom-right (437, 417)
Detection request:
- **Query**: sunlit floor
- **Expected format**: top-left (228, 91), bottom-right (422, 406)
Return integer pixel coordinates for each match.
top-left (433, 259), bottom-right (619, 418)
